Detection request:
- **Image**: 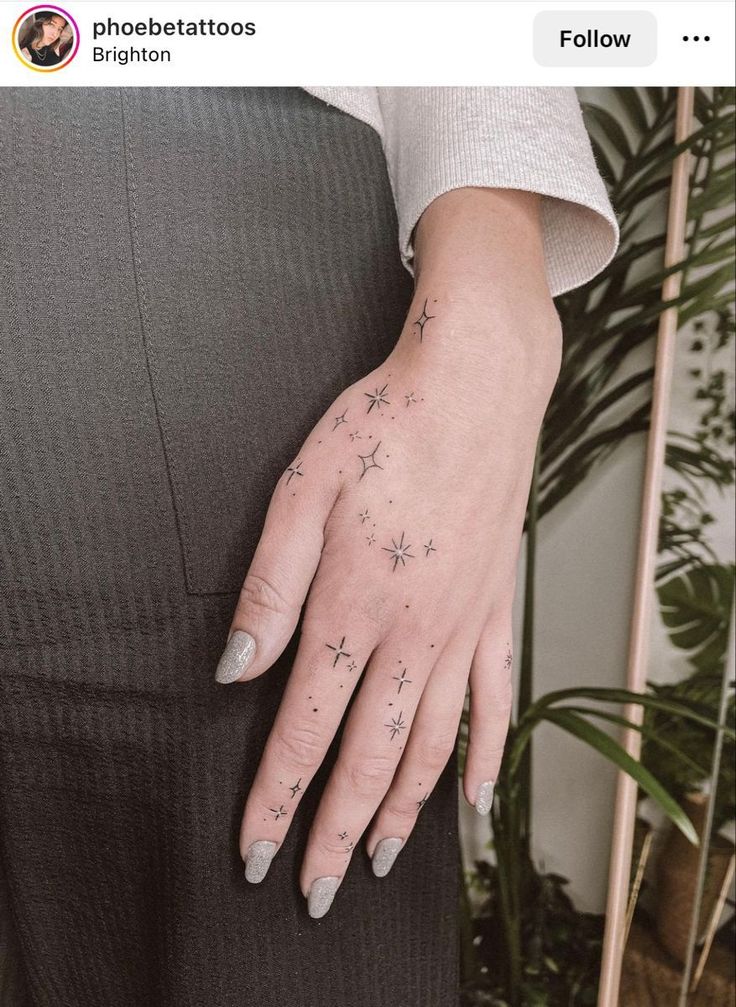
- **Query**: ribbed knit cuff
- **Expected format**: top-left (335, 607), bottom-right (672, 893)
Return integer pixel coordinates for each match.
top-left (376, 86), bottom-right (618, 297)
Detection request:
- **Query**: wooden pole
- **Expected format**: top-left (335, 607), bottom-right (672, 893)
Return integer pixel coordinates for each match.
top-left (597, 86), bottom-right (695, 1007)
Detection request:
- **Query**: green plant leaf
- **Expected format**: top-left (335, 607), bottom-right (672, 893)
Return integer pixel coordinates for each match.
top-left (657, 564), bottom-right (735, 672)
top-left (536, 709), bottom-right (699, 844)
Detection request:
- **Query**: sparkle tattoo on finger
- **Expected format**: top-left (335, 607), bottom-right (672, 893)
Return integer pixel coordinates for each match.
top-left (269, 805), bottom-right (288, 821)
top-left (285, 460), bottom-right (304, 485)
top-left (289, 778), bottom-right (303, 799)
top-left (364, 384), bottom-right (390, 413)
top-left (359, 508), bottom-right (370, 523)
top-left (326, 636), bottom-right (351, 667)
top-left (417, 792), bottom-right (429, 810)
top-left (393, 665), bottom-right (413, 693)
top-left (505, 645), bottom-right (513, 671)
top-left (382, 531), bottom-right (415, 571)
top-left (385, 710), bottom-right (407, 741)
top-left (366, 532), bottom-right (376, 546)
top-left (423, 539), bottom-right (437, 557)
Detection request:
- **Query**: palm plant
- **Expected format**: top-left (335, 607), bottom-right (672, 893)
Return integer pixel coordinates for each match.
top-left (459, 86), bottom-right (736, 1006)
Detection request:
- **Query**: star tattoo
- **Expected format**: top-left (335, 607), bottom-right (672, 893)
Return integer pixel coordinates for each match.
top-left (358, 441), bottom-right (384, 480)
top-left (393, 666), bottom-right (413, 693)
top-left (359, 508), bottom-right (370, 523)
top-left (285, 460), bottom-right (303, 484)
top-left (326, 636), bottom-right (351, 667)
top-left (366, 532), bottom-right (376, 546)
top-left (504, 646), bottom-right (513, 671)
top-left (382, 530), bottom-right (415, 571)
top-left (349, 430), bottom-right (362, 441)
top-left (385, 710), bottom-right (407, 741)
top-left (417, 792), bottom-right (429, 810)
top-left (423, 539), bottom-right (437, 557)
top-left (269, 805), bottom-right (288, 821)
top-left (404, 391), bottom-right (417, 406)
top-left (364, 383), bottom-right (390, 413)
top-left (338, 830), bottom-right (348, 841)
top-left (332, 409), bottom-right (348, 431)
top-left (289, 778), bottom-right (303, 799)
top-left (413, 298), bottom-right (436, 342)
top-left (346, 660), bottom-right (358, 673)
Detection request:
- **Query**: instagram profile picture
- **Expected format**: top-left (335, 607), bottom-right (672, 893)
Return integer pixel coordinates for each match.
top-left (13, 6), bottom-right (79, 71)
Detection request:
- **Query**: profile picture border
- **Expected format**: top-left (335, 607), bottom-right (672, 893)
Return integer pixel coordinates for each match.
top-left (12, 4), bottom-right (80, 72)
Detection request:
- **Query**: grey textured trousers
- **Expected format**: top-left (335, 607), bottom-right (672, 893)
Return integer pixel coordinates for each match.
top-left (0, 88), bottom-right (460, 1006)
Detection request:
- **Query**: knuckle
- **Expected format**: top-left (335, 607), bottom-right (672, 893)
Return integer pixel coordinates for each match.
top-left (343, 755), bottom-right (396, 798)
top-left (313, 832), bottom-right (355, 858)
top-left (383, 797), bottom-right (422, 822)
top-left (418, 730), bottom-right (458, 770)
top-left (239, 571), bottom-right (297, 619)
top-left (272, 723), bottom-right (327, 769)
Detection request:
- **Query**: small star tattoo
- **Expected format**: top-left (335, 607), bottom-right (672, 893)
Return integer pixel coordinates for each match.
top-left (385, 710), bottom-right (407, 741)
top-left (364, 383), bottom-right (390, 413)
top-left (326, 636), bottom-right (351, 667)
top-left (285, 460), bottom-right (303, 485)
top-left (346, 660), bottom-right (358, 673)
top-left (349, 430), bottom-right (362, 441)
top-left (382, 531), bottom-right (415, 572)
top-left (358, 441), bottom-right (384, 480)
top-left (417, 792), bottom-right (429, 810)
top-left (289, 779), bottom-right (303, 799)
top-left (393, 667), bottom-right (413, 693)
top-left (404, 391), bottom-right (417, 407)
top-left (413, 298), bottom-right (436, 342)
top-left (343, 840), bottom-right (355, 853)
top-left (332, 409), bottom-right (348, 431)
top-left (269, 805), bottom-right (288, 821)
top-left (504, 646), bottom-right (513, 671)
top-left (366, 532), bottom-right (376, 546)
top-left (359, 508), bottom-right (370, 523)
top-left (338, 830), bottom-right (348, 841)
top-left (423, 539), bottom-right (437, 557)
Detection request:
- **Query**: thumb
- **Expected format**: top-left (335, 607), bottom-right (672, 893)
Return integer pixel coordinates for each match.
top-left (214, 457), bottom-right (338, 685)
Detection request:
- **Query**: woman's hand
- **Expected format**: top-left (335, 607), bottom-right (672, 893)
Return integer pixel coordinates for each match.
top-left (216, 187), bottom-right (562, 917)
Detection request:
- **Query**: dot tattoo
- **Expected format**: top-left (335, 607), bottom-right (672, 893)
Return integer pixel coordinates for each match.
top-left (326, 636), bottom-right (351, 667)
top-left (285, 460), bottom-right (304, 485)
top-left (382, 531), bottom-right (415, 571)
top-left (364, 383), bottom-right (390, 413)
top-left (413, 298), bottom-right (436, 342)
top-left (385, 710), bottom-right (407, 741)
top-left (358, 441), bottom-right (384, 480)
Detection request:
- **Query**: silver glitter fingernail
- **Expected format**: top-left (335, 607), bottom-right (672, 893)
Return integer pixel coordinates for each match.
top-left (371, 837), bottom-right (404, 878)
top-left (244, 840), bottom-right (277, 883)
top-left (307, 876), bottom-right (341, 919)
top-left (475, 781), bottom-right (495, 815)
top-left (215, 630), bottom-right (256, 684)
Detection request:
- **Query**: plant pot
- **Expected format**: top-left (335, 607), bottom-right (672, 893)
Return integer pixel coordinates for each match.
top-left (654, 791), bottom-right (736, 963)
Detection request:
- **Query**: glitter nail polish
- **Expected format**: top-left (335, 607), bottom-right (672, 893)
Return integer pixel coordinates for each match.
top-left (215, 630), bottom-right (256, 684)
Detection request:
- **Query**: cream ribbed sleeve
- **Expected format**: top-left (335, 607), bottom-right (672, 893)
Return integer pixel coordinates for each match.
top-left (302, 86), bottom-right (618, 298)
